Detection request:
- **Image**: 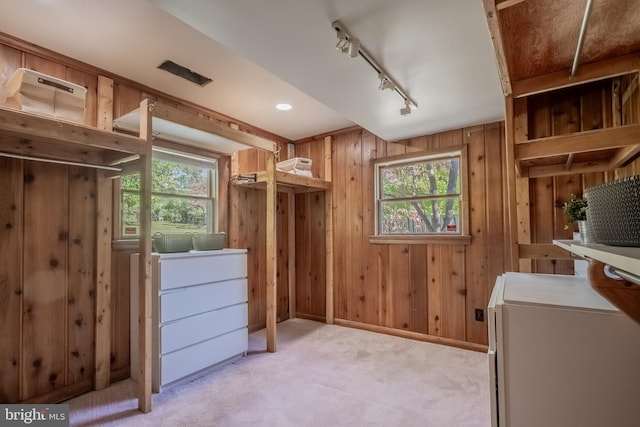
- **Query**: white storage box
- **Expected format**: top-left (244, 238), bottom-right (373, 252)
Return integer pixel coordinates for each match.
top-left (276, 157), bottom-right (313, 177)
top-left (4, 68), bottom-right (86, 123)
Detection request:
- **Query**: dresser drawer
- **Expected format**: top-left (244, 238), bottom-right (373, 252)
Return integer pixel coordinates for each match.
top-left (159, 278), bottom-right (247, 323)
top-left (159, 252), bottom-right (247, 290)
top-left (160, 303), bottom-right (248, 354)
top-left (160, 328), bottom-right (248, 387)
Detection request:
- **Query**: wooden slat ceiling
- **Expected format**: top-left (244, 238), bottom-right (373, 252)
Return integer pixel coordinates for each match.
top-left (486, 0), bottom-right (640, 177)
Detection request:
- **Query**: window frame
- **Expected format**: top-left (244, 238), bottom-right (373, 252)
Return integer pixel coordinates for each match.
top-left (115, 147), bottom-right (218, 240)
top-left (370, 144), bottom-right (470, 245)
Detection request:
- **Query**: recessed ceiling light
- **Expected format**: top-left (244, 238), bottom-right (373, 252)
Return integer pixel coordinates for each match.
top-left (276, 103), bottom-right (292, 111)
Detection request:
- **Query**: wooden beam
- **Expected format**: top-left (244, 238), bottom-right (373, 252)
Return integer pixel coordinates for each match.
top-left (515, 124), bottom-right (640, 160)
top-left (512, 52), bottom-right (640, 98)
top-left (137, 99), bottom-right (153, 413)
top-left (518, 243), bottom-right (575, 260)
top-left (608, 145), bottom-right (640, 170)
top-left (526, 160), bottom-right (611, 178)
top-left (94, 75), bottom-right (113, 391)
top-left (150, 102), bottom-right (276, 153)
top-left (265, 151), bottom-right (277, 352)
top-left (621, 73), bottom-right (639, 106)
top-left (514, 97), bottom-right (532, 272)
top-left (496, 0), bottom-right (526, 10)
top-left (287, 191), bottom-right (296, 320)
top-left (482, 0), bottom-right (512, 95)
top-left (324, 136), bottom-right (334, 324)
top-left (504, 95), bottom-right (519, 271)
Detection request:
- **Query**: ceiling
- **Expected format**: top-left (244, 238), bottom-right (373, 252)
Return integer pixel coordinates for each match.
top-left (0, 0), bottom-right (505, 142)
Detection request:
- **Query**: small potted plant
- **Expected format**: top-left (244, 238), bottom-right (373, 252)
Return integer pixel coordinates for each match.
top-left (563, 194), bottom-right (590, 242)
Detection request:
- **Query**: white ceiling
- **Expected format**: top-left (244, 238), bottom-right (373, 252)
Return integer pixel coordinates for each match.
top-left (0, 0), bottom-right (505, 142)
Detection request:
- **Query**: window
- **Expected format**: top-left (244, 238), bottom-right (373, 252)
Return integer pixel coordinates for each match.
top-left (119, 150), bottom-right (217, 238)
top-left (373, 146), bottom-right (468, 243)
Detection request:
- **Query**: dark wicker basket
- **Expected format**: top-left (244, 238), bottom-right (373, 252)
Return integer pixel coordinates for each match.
top-left (584, 175), bottom-right (640, 247)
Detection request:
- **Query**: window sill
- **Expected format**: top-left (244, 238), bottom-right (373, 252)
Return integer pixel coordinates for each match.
top-left (368, 234), bottom-right (472, 245)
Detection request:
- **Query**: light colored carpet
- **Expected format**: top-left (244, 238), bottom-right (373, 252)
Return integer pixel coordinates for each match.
top-left (67, 319), bottom-right (491, 427)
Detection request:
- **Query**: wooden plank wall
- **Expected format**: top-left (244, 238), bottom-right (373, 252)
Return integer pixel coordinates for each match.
top-left (281, 124), bottom-right (507, 347)
top-left (525, 81), bottom-right (620, 274)
top-left (0, 45), bottom-right (99, 403)
top-left (0, 35), bottom-right (291, 402)
top-left (617, 73), bottom-right (640, 177)
top-left (229, 144), bottom-right (292, 331)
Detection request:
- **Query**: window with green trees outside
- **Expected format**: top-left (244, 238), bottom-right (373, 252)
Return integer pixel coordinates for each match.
top-left (120, 154), bottom-right (217, 237)
top-left (375, 148), bottom-right (464, 235)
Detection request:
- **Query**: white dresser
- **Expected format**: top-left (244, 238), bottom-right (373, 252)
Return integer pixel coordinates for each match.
top-left (131, 249), bottom-right (248, 391)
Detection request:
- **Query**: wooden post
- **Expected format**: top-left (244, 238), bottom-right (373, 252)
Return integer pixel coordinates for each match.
top-left (287, 190), bottom-right (296, 319)
top-left (138, 99), bottom-right (153, 412)
top-left (514, 97), bottom-right (532, 272)
top-left (324, 136), bottom-right (334, 324)
top-left (504, 95), bottom-right (519, 271)
top-left (266, 151), bottom-right (277, 352)
top-left (94, 75), bottom-right (113, 390)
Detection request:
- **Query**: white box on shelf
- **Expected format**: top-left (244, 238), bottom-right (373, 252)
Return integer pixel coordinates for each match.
top-left (277, 157), bottom-right (313, 177)
top-left (4, 68), bottom-right (86, 123)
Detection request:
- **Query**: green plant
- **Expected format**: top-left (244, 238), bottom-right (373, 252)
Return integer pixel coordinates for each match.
top-left (563, 194), bottom-right (588, 225)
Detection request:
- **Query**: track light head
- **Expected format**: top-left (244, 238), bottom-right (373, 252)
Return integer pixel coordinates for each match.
top-left (378, 73), bottom-right (396, 91)
top-left (347, 37), bottom-right (360, 58)
top-left (400, 100), bottom-right (412, 116)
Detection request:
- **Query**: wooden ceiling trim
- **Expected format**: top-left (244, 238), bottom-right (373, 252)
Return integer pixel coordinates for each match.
top-left (482, 0), bottom-right (512, 95)
top-left (512, 53), bottom-right (640, 98)
top-left (515, 123), bottom-right (640, 160)
top-left (496, 0), bottom-right (526, 11)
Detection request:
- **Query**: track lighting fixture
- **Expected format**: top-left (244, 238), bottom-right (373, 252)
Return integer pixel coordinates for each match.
top-left (332, 20), bottom-right (417, 116)
top-left (378, 73), bottom-right (396, 91)
top-left (400, 100), bottom-right (412, 116)
top-left (335, 28), bottom-right (359, 58)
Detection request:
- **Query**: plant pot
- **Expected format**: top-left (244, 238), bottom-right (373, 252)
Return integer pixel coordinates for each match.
top-left (577, 220), bottom-right (592, 244)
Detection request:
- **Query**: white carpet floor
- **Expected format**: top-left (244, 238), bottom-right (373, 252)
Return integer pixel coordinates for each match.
top-left (67, 319), bottom-right (491, 427)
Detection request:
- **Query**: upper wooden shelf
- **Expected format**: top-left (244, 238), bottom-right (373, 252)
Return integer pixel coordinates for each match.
top-left (516, 123), bottom-right (640, 178)
top-left (234, 170), bottom-right (332, 193)
top-left (0, 104), bottom-right (146, 168)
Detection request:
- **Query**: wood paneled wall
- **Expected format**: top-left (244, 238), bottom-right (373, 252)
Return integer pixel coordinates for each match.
top-left (0, 44), bottom-right (101, 403)
top-left (617, 73), bottom-right (640, 177)
top-left (0, 35), bottom-right (289, 402)
top-left (323, 125), bottom-right (507, 347)
top-left (522, 77), bottom-right (640, 274)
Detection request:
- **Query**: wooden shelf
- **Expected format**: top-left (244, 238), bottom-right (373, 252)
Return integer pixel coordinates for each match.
top-left (553, 240), bottom-right (640, 278)
top-left (0, 104), bottom-right (146, 167)
top-left (234, 170), bottom-right (332, 193)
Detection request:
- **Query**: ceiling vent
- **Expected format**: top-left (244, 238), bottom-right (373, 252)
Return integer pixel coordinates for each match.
top-left (158, 60), bottom-right (212, 87)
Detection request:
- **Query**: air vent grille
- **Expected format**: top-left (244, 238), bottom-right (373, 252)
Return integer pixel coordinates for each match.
top-left (158, 60), bottom-right (212, 87)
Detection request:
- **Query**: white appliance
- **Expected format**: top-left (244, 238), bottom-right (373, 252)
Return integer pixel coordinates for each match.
top-left (488, 272), bottom-right (640, 427)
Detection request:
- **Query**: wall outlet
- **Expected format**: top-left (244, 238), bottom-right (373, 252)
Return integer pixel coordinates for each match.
top-left (475, 308), bottom-right (485, 322)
